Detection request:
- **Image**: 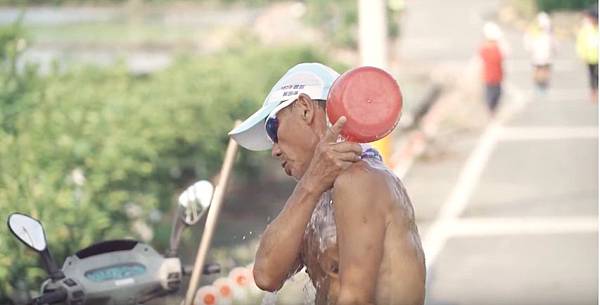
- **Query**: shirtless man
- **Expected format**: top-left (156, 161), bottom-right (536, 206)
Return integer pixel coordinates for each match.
top-left (229, 63), bottom-right (425, 305)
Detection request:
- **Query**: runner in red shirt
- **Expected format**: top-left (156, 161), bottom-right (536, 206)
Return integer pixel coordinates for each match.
top-left (479, 22), bottom-right (505, 114)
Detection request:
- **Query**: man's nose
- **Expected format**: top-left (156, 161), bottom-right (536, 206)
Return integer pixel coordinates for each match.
top-left (271, 143), bottom-right (282, 158)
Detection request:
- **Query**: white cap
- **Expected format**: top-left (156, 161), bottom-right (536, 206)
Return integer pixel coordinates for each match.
top-left (537, 12), bottom-right (551, 30)
top-left (483, 21), bottom-right (503, 41)
top-left (228, 62), bottom-right (340, 151)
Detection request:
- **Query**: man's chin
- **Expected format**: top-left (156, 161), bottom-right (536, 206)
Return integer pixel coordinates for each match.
top-left (284, 168), bottom-right (301, 181)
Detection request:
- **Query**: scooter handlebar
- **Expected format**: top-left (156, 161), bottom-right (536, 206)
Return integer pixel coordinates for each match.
top-left (183, 263), bottom-right (221, 276)
top-left (28, 289), bottom-right (67, 305)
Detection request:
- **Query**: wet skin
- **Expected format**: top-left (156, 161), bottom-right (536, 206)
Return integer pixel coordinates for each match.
top-left (253, 94), bottom-right (425, 305)
top-left (302, 157), bottom-right (426, 305)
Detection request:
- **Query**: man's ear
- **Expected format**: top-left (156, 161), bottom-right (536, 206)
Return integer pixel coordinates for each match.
top-left (296, 93), bottom-right (316, 124)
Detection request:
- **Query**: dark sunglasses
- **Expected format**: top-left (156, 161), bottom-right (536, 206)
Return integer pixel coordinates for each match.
top-left (265, 99), bottom-right (293, 144)
top-left (264, 98), bottom-right (325, 144)
top-left (265, 115), bottom-right (279, 143)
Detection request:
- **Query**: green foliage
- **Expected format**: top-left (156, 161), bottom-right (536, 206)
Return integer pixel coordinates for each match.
top-left (0, 23), bottom-right (333, 302)
top-left (303, 0), bottom-right (400, 49)
top-left (0, 0), bottom-right (281, 5)
top-left (515, 0), bottom-right (596, 15)
top-left (304, 0), bottom-right (358, 48)
top-left (536, 0), bottom-right (596, 12)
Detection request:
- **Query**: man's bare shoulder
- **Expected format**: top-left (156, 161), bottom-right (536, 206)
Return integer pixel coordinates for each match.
top-left (333, 160), bottom-right (415, 218)
top-left (335, 159), bottom-right (394, 189)
top-left (332, 161), bottom-right (391, 213)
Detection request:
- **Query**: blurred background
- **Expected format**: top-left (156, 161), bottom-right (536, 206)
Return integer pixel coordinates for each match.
top-left (0, 0), bottom-right (597, 304)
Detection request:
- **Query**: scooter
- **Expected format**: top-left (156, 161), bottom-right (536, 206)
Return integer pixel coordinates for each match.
top-left (7, 180), bottom-right (220, 305)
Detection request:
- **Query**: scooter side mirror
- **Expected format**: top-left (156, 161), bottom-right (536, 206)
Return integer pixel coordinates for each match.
top-left (177, 180), bottom-right (213, 226)
top-left (166, 180), bottom-right (214, 257)
top-left (7, 213), bottom-right (47, 251)
top-left (7, 213), bottom-right (65, 281)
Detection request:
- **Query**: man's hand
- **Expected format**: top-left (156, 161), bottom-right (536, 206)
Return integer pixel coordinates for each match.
top-left (300, 116), bottom-right (363, 194)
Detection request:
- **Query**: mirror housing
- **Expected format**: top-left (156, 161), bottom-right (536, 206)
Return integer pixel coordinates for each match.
top-left (7, 213), bottom-right (65, 281)
top-left (7, 213), bottom-right (48, 251)
top-left (166, 180), bottom-right (214, 257)
top-left (177, 180), bottom-right (213, 225)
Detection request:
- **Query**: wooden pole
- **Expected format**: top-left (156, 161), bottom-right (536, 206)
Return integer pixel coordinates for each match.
top-left (183, 121), bottom-right (240, 305)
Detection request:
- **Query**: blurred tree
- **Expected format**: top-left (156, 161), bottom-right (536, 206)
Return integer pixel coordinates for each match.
top-left (0, 0), bottom-right (278, 5)
top-left (0, 0), bottom-right (399, 47)
top-left (536, 0), bottom-right (596, 12)
top-left (512, 0), bottom-right (596, 16)
top-left (303, 0), bottom-right (399, 49)
top-left (0, 22), bottom-right (335, 302)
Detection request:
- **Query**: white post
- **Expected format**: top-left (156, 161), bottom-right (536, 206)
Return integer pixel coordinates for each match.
top-left (358, 0), bottom-right (388, 68)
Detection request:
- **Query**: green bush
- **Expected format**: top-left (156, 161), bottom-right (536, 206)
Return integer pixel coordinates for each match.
top-left (0, 23), bottom-right (337, 302)
top-left (303, 0), bottom-right (400, 49)
top-left (536, 0), bottom-right (596, 12)
top-left (0, 0), bottom-right (282, 6)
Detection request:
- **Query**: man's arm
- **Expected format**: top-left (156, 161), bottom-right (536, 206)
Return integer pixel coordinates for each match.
top-left (253, 181), bottom-right (321, 291)
top-left (333, 165), bottom-right (387, 305)
top-left (253, 117), bottom-right (362, 291)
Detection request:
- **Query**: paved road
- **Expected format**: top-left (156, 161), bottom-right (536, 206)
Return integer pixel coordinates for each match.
top-left (398, 1), bottom-right (598, 305)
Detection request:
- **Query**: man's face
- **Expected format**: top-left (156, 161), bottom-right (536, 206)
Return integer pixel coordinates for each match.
top-left (270, 101), bottom-right (320, 180)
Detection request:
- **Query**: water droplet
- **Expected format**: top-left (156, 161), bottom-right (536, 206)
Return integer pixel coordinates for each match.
top-left (302, 277), bottom-right (316, 305)
top-left (242, 235), bottom-right (246, 240)
top-left (261, 291), bottom-right (278, 305)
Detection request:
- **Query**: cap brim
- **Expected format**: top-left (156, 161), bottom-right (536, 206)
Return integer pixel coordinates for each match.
top-left (228, 102), bottom-right (280, 151)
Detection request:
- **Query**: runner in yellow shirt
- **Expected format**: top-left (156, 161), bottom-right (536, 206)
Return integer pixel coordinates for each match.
top-left (576, 7), bottom-right (599, 102)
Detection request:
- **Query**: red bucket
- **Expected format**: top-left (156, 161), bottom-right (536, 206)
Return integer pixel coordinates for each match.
top-left (327, 66), bottom-right (403, 143)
